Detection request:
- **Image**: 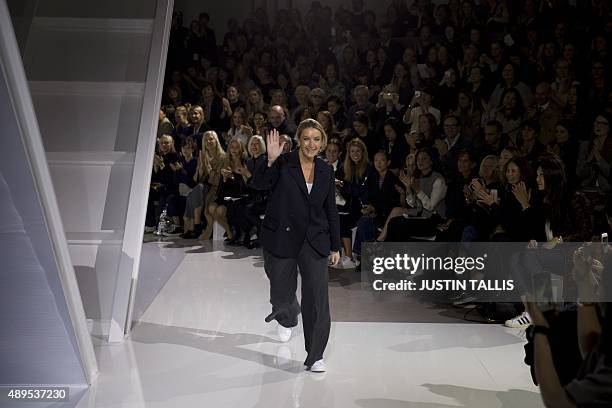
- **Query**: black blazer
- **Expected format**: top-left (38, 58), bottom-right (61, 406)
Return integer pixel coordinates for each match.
top-left (250, 150), bottom-right (341, 258)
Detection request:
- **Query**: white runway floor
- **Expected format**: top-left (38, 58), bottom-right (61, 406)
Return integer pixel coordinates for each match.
top-left (71, 241), bottom-right (542, 408)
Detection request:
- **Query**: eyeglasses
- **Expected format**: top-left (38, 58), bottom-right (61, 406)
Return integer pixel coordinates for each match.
top-left (595, 120), bottom-right (609, 126)
top-left (444, 123), bottom-right (459, 128)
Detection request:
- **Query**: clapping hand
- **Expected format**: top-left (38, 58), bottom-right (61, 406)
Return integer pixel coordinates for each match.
top-left (398, 169), bottom-right (411, 187)
top-left (169, 162), bottom-right (183, 172)
top-left (266, 129), bottom-right (286, 165)
top-left (434, 139), bottom-right (448, 156)
top-left (475, 189), bottom-right (496, 206)
top-left (153, 154), bottom-right (163, 169)
top-left (511, 181), bottom-right (531, 210)
top-left (463, 185), bottom-right (475, 202)
top-left (220, 167), bottom-right (233, 180)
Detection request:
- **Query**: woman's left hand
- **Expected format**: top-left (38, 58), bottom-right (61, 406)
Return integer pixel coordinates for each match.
top-left (512, 181), bottom-right (531, 209)
top-left (330, 251), bottom-right (340, 266)
top-left (543, 236), bottom-right (562, 250)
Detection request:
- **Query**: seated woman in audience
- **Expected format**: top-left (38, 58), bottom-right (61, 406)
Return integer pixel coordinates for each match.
top-left (408, 112), bottom-right (439, 150)
top-left (382, 118), bottom-right (408, 175)
top-left (234, 135), bottom-right (268, 249)
top-left (450, 89), bottom-right (482, 143)
top-left (174, 106), bottom-right (193, 140)
top-left (385, 147), bottom-right (448, 241)
top-left (245, 87), bottom-right (267, 118)
top-left (327, 95), bottom-right (347, 131)
top-left (505, 153), bottom-right (572, 328)
top-left (352, 111), bottom-right (381, 160)
top-left (147, 135), bottom-right (182, 230)
top-left (353, 150), bottom-right (401, 258)
top-left (183, 131), bottom-right (226, 239)
top-left (576, 113), bottom-right (612, 197)
top-left (208, 137), bottom-right (250, 244)
top-left (334, 139), bottom-right (370, 268)
top-left (224, 107), bottom-right (252, 146)
top-left (488, 62), bottom-right (533, 110)
top-left (316, 110), bottom-right (336, 137)
top-left (250, 111), bottom-right (269, 137)
top-left (438, 150), bottom-right (478, 241)
top-left (460, 155), bottom-right (502, 242)
top-left (376, 154), bottom-right (417, 241)
top-left (548, 120), bottom-right (579, 188)
top-left (201, 81), bottom-right (232, 132)
top-left (518, 120), bottom-right (546, 168)
top-left (320, 63), bottom-right (347, 104)
top-left (164, 85), bottom-right (184, 108)
top-left (403, 89), bottom-right (441, 134)
top-left (480, 156), bottom-right (536, 242)
top-left (498, 146), bottom-right (520, 183)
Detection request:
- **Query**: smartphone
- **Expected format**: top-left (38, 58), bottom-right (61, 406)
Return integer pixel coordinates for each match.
top-left (490, 189), bottom-right (498, 202)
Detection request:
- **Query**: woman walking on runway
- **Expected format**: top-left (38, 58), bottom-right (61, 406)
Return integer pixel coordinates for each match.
top-left (250, 119), bottom-right (341, 373)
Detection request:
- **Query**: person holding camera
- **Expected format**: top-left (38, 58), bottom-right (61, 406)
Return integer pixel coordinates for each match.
top-left (403, 89), bottom-right (441, 134)
top-left (523, 239), bottom-right (612, 407)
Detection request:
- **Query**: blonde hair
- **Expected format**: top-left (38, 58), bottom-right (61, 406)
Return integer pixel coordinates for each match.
top-left (479, 155), bottom-right (500, 181)
top-left (295, 118), bottom-right (328, 151)
top-left (158, 134), bottom-right (176, 153)
top-left (202, 130), bottom-right (225, 158)
top-left (247, 135), bottom-right (266, 158)
top-left (343, 138), bottom-right (369, 181)
top-left (225, 137), bottom-right (248, 165)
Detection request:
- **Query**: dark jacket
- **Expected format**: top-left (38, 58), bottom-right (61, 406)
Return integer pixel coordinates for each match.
top-left (249, 150), bottom-right (341, 258)
top-left (364, 170), bottom-right (401, 222)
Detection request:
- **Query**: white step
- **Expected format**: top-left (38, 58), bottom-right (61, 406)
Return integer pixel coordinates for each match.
top-left (29, 81), bottom-right (144, 152)
top-left (67, 238), bottom-right (123, 331)
top-left (47, 151), bottom-right (135, 233)
top-left (24, 17), bottom-right (152, 82)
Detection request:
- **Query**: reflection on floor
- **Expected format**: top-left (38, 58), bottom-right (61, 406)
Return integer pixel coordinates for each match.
top-left (74, 240), bottom-right (542, 408)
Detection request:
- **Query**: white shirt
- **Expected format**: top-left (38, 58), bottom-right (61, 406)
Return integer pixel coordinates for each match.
top-left (406, 178), bottom-right (447, 212)
top-left (306, 182), bottom-right (313, 194)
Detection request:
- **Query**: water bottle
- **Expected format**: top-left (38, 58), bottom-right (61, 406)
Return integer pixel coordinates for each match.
top-left (154, 206), bottom-right (171, 236)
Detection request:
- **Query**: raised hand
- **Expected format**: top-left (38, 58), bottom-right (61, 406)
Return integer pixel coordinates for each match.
top-left (398, 170), bottom-right (411, 187)
top-left (266, 129), bottom-right (286, 165)
top-left (511, 181), bottom-right (531, 209)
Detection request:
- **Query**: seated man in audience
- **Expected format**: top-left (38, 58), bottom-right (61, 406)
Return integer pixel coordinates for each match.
top-left (526, 82), bottom-right (562, 146)
top-left (479, 120), bottom-right (508, 158)
top-left (268, 105), bottom-right (296, 139)
top-left (434, 114), bottom-right (473, 179)
top-left (158, 107), bottom-right (175, 140)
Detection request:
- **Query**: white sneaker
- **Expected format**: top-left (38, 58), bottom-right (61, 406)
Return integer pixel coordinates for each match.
top-left (277, 323), bottom-right (292, 342)
top-left (342, 257), bottom-right (357, 269)
top-left (504, 311), bottom-right (532, 328)
top-left (331, 255), bottom-right (349, 269)
top-left (309, 359), bottom-right (327, 372)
